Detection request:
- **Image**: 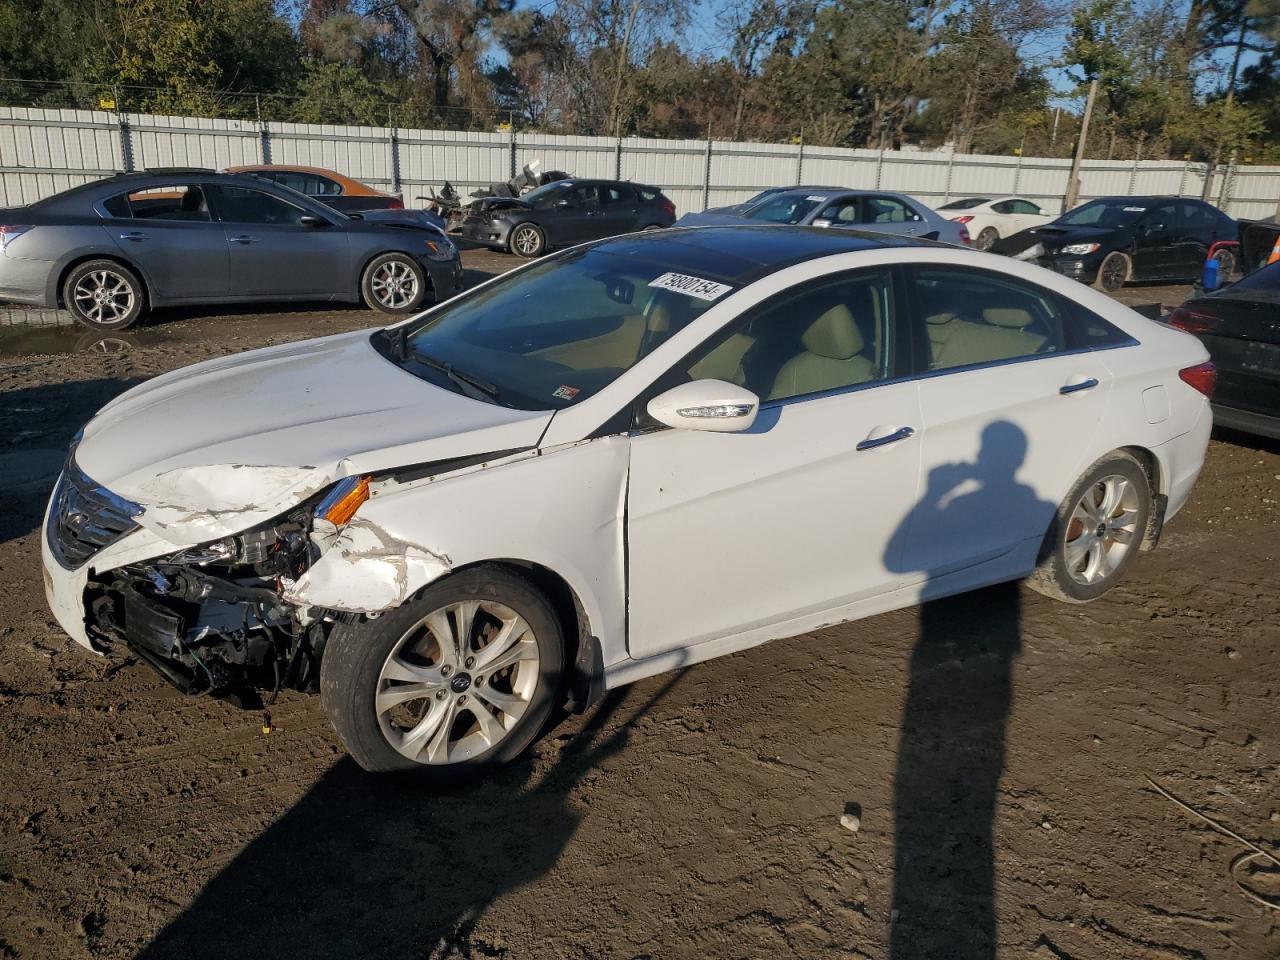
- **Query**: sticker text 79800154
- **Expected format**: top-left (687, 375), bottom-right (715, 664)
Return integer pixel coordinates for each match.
top-left (648, 273), bottom-right (733, 302)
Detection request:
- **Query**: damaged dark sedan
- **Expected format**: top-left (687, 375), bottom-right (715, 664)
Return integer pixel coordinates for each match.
top-left (458, 178), bottom-right (676, 257)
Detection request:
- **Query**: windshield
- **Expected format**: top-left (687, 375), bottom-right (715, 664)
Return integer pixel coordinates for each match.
top-left (938, 197), bottom-right (989, 210)
top-left (522, 181), bottom-right (574, 205)
top-left (1057, 199), bottom-right (1149, 229)
top-left (390, 247), bottom-right (730, 409)
top-left (742, 193), bottom-right (825, 224)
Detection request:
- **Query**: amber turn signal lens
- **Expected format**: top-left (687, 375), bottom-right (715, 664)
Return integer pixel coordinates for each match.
top-left (317, 476), bottom-right (370, 526)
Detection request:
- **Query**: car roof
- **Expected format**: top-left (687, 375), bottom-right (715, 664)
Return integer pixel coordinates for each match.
top-left (29, 170), bottom-right (331, 213)
top-left (582, 224), bottom-right (939, 285)
top-left (224, 165), bottom-right (390, 196)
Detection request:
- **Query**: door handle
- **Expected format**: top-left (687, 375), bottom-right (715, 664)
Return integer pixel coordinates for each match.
top-left (1059, 376), bottom-right (1099, 395)
top-left (856, 426), bottom-right (915, 451)
top-left (228, 235), bottom-right (259, 244)
top-left (119, 231), bottom-right (148, 241)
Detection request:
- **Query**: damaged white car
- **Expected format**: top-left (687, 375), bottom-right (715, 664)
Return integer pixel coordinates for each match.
top-left (43, 225), bottom-right (1214, 777)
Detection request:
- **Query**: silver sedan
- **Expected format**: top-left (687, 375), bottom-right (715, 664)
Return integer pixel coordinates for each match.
top-left (677, 188), bottom-right (971, 246)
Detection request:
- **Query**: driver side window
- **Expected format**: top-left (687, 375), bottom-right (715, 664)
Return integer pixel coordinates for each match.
top-left (674, 269), bottom-right (897, 403)
top-left (210, 185), bottom-right (308, 225)
top-left (909, 267), bottom-right (1066, 372)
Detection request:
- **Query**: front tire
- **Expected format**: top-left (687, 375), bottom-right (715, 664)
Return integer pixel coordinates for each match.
top-left (362, 252), bottom-right (428, 314)
top-left (509, 223), bottom-right (545, 259)
top-left (320, 566), bottom-right (564, 778)
top-left (1093, 251), bottom-right (1131, 291)
top-left (62, 259), bottom-right (144, 330)
top-left (1028, 451), bottom-right (1152, 604)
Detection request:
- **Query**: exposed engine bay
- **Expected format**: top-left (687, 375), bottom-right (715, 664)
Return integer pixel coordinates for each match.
top-left (80, 479), bottom-right (370, 703)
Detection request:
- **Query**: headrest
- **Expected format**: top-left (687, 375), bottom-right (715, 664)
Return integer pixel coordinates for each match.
top-left (984, 307), bottom-right (1033, 328)
top-left (926, 312), bottom-right (957, 325)
top-left (802, 304), bottom-right (864, 360)
top-left (648, 302), bottom-right (673, 333)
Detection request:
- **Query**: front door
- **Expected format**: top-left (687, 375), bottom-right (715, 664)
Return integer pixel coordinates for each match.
top-left (898, 264), bottom-right (1115, 583)
top-left (626, 266), bottom-right (923, 660)
top-left (550, 184), bottom-right (604, 246)
top-left (1132, 201), bottom-right (1182, 280)
top-left (208, 184), bottom-right (350, 298)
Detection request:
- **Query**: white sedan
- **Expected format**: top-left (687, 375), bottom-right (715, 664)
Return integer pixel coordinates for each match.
top-left (938, 196), bottom-right (1054, 250)
top-left (43, 226), bottom-right (1214, 778)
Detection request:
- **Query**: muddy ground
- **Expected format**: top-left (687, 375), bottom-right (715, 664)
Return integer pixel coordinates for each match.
top-left (0, 251), bottom-right (1277, 959)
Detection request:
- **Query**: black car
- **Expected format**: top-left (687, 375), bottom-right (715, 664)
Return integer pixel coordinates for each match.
top-left (459, 178), bottom-right (676, 258)
top-left (1167, 259), bottom-right (1280, 439)
top-left (996, 196), bottom-right (1237, 291)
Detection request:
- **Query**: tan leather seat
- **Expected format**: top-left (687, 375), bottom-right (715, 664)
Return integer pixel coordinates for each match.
top-left (928, 306), bottom-right (1047, 369)
top-left (769, 304), bottom-right (875, 400)
top-left (689, 332), bottom-right (754, 384)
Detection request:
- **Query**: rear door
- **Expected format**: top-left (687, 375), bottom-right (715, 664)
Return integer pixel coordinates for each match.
top-left (105, 183), bottom-right (229, 300)
top-left (207, 184), bottom-right (351, 298)
top-left (857, 195), bottom-right (927, 238)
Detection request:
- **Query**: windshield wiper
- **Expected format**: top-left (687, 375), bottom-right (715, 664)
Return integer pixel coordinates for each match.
top-left (409, 349), bottom-right (502, 403)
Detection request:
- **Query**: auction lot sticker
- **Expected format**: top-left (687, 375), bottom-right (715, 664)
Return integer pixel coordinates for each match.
top-left (649, 273), bottom-right (733, 301)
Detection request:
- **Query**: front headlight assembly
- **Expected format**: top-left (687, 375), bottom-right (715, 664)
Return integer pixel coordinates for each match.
top-left (1061, 242), bottom-right (1101, 255)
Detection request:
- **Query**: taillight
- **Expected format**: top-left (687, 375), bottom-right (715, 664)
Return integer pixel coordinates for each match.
top-left (0, 224), bottom-right (31, 250)
top-left (1167, 305), bottom-right (1220, 335)
top-left (660, 197), bottom-right (676, 218)
top-left (951, 215), bottom-right (974, 223)
top-left (388, 197), bottom-right (405, 210)
top-left (1179, 361), bottom-right (1216, 398)
top-left (958, 225), bottom-right (972, 245)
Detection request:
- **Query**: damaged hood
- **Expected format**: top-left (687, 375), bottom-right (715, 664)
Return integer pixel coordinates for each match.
top-left (74, 330), bottom-right (552, 543)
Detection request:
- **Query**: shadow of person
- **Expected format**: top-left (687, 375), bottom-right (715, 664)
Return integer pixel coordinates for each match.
top-left (884, 421), bottom-right (1051, 959)
top-left (136, 675), bottom-right (681, 960)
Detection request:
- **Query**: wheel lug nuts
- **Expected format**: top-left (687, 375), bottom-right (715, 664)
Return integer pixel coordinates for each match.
top-left (474, 675), bottom-right (484, 686)
top-left (441, 665), bottom-right (453, 677)
top-left (465, 657), bottom-right (475, 668)
top-left (435, 690), bottom-right (446, 700)
top-left (457, 694), bottom-right (467, 705)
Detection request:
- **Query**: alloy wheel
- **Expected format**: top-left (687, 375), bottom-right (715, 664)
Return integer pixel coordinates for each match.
top-left (1063, 474), bottom-right (1140, 585)
top-left (370, 259), bottom-right (419, 309)
top-left (72, 270), bottom-right (134, 325)
top-left (512, 225), bottom-right (541, 256)
top-left (1100, 254), bottom-right (1128, 290)
top-left (375, 599), bottom-right (541, 765)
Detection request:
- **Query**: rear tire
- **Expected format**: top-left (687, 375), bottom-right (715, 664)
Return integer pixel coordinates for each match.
top-left (62, 259), bottom-right (145, 331)
top-left (320, 566), bottom-right (565, 779)
top-left (1093, 252), bottom-right (1131, 291)
top-left (361, 252), bottom-right (428, 315)
top-left (1210, 246), bottom-right (1235, 280)
top-left (1028, 451), bottom-right (1152, 604)
top-left (975, 227), bottom-right (999, 251)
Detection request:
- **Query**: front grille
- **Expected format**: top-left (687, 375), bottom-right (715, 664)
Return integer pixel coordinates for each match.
top-left (47, 462), bottom-right (141, 569)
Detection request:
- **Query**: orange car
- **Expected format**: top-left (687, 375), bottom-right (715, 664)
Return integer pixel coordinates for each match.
top-left (223, 165), bottom-right (404, 214)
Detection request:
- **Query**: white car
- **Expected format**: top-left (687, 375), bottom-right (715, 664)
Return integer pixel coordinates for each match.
top-left (43, 226), bottom-right (1214, 778)
top-left (938, 196), bottom-right (1054, 250)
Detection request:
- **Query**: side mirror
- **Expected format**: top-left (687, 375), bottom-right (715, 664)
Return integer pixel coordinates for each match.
top-left (646, 379), bottom-right (759, 433)
top-left (1145, 221), bottom-right (1166, 235)
top-left (556, 198), bottom-right (572, 209)
top-left (299, 214), bottom-right (328, 227)
top-left (812, 218), bottom-right (833, 228)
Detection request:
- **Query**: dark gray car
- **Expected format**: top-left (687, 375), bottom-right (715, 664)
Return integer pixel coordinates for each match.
top-left (0, 170), bottom-right (464, 330)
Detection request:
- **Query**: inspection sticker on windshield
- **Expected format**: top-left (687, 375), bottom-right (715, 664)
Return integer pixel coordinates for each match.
top-left (648, 273), bottom-right (733, 301)
top-left (552, 385), bottom-right (580, 400)
top-left (1124, 206), bottom-right (1147, 212)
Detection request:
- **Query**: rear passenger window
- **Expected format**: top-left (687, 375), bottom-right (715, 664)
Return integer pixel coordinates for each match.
top-left (675, 269), bottom-right (896, 403)
top-left (862, 197), bottom-right (921, 224)
top-left (910, 267), bottom-right (1066, 371)
top-left (1062, 299), bottom-right (1133, 349)
top-left (601, 185), bottom-right (634, 204)
top-left (119, 184), bottom-right (212, 222)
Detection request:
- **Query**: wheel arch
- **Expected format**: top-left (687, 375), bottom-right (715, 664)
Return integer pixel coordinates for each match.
top-left (51, 252), bottom-right (151, 309)
top-left (1119, 443), bottom-right (1166, 550)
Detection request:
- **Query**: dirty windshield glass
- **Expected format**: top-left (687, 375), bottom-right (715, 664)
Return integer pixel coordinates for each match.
top-left (391, 247), bottom-right (731, 409)
top-left (741, 193), bottom-right (824, 224)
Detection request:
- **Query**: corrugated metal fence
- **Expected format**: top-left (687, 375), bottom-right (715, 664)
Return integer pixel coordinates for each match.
top-left (2, 105), bottom-right (1279, 220)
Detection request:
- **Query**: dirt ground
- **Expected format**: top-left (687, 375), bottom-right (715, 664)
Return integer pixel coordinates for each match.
top-left (0, 250), bottom-right (1277, 959)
